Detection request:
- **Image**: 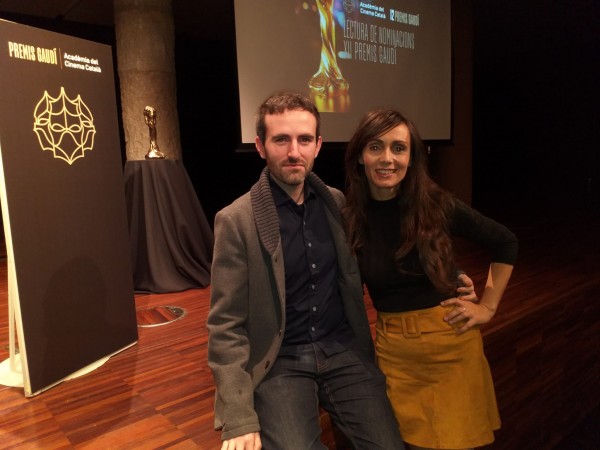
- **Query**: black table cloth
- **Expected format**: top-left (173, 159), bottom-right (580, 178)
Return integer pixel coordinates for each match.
top-left (124, 159), bottom-right (213, 293)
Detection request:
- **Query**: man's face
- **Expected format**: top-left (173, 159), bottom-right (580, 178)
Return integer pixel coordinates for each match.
top-left (255, 109), bottom-right (322, 191)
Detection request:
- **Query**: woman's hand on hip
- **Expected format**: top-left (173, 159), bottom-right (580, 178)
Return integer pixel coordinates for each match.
top-left (441, 298), bottom-right (495, 335)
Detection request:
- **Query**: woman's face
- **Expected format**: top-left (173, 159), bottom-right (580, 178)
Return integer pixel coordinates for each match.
top-left (359, 123), bottom-right (411, 200)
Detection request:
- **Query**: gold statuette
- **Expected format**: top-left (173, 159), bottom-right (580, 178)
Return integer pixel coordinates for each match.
top-left (144, 106), bottom-right (166, 159)
top-left (308, 0), bottom-right (349, 96)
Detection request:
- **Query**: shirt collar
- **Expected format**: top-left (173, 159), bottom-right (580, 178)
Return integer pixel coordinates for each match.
top-left (269, 176), bottom-right (315, 207)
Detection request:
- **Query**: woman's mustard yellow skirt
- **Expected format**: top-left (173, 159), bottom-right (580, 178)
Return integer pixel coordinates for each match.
top-left (376, 306), bottom-right (500, 449)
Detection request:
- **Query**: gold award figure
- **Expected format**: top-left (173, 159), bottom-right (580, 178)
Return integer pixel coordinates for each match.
top-left (308, 0), bottom-right (349, 96)
top-left (144, 106), bottom-right (165, 159)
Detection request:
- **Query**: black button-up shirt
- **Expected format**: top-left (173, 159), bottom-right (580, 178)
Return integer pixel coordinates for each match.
top-left (270, 179), bottom-right (353, 355)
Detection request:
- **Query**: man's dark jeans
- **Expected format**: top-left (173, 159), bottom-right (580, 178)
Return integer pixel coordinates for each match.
top-left (254, 343), bottom-right (405, 449)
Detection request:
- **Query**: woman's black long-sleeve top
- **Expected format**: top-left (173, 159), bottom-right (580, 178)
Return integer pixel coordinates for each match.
top-left (357, 198), bottom-right (518, 313)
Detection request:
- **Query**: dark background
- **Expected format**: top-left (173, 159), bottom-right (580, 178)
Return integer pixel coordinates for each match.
top-left (0, 0), bottom-right (598, 226)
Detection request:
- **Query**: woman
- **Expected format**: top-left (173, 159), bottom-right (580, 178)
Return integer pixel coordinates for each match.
top-left (344, 109), bottom-right (518, 450)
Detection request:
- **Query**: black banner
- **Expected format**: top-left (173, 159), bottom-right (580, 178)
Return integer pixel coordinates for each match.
top-left (0, 19), bottom-right (137, 396)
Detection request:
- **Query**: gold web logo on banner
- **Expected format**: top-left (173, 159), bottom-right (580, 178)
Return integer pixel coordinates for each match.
top-left (33, 87), bottom-right (96, 165)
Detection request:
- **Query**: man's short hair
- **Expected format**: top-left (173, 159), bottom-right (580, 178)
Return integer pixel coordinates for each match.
top-left (255, 91), bottom-right (321, 145)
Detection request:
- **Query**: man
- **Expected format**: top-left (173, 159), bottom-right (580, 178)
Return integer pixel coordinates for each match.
top-left (207, 91), bottom-right (405, 449)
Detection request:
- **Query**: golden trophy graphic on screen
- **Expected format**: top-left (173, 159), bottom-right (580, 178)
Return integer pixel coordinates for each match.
top-left (308, 0), bottom-right (349, 96)
top-left (144, 106), bottom-right (165, 160)
top-left (33, 87), bottom-right (96, 165)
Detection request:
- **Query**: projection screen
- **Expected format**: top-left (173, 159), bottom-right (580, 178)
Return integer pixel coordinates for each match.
top-left (234, 0), bottom-right (452, 144)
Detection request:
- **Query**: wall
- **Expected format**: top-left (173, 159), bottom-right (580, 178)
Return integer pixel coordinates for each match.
top-left (471, 0), bottom-right (599, 216)
top-left (429, 0), bottom-right (474, 204)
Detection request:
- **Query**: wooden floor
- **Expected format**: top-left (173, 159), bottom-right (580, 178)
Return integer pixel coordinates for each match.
top-left (0, 201), bottom-right (598, 449)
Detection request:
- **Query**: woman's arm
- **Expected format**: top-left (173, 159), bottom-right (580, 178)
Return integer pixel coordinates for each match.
top-left (441, 200), bottom-right (517, 334)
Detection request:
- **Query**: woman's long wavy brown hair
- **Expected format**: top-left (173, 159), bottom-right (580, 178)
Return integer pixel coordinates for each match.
top-left (344, 109), bottom-right (457, 295)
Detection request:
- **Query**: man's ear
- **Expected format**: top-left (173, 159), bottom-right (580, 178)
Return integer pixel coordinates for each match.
top-left (255, 136), bottom-right (267, 160)
top-left (314, 135), bottom-right (323, 158)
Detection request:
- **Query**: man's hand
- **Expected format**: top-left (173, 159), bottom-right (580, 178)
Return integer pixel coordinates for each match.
top-left (221, 432), bottom-right (262, 450)
top-left (455, 272), bottom-right (478, 303)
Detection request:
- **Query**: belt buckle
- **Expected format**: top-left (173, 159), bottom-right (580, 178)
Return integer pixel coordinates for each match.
top-left (401, 314), bottom-right (421, 338)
